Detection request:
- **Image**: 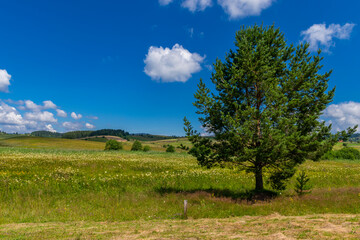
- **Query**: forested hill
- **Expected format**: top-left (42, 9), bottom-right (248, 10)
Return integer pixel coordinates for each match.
top-left (29, 129), bottom-right (177, 141)
top-left (31, 131), bottom-right (63, 138)
top-left (349, 133), bottom-right (360, 142)
top-left (61, 129), bottom-right (129, 139)
top-left (129, 133), bottom-right (178, 141)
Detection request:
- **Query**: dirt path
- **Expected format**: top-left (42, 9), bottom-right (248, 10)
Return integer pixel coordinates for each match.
top-left (1, 214), bottom-right (359, 239)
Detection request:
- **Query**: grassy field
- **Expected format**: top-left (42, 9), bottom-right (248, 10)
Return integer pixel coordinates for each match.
top-left (0, 137), bottom-right (360, 238)
top-left (0, 136), bottom-right (105, 150)
top-left (0, 136), bottom-right (191, 153)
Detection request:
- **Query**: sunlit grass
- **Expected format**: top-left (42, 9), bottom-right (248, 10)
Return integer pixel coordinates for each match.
top-left (0, 145), bottom-right (360, 224)
top-left (0, 136), bottom-right (105, 150)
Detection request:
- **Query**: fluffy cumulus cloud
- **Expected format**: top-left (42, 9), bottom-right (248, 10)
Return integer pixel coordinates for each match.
top-left (56, 109), bottom-right (67, 117)
top-left (0, 70), bottom-right (11, 93)
top-left (323, 102), bottom-right (360, 132)
top-left (43, 100), bottom-right (57, 109)
top-left (45, 124), bottom-right (56, 133)
top-left (85, 123), bottom-right (95, 129)
top-left (23, 100), bottom-right (42, 111)
top-left (217, 0), bottom-right (274, 18)
top-left (144, 44), bottom-right (204, 83)
top-left (24, 111), bottom-right (57, 123)
top-left (159, 0), bottom-right (274, 18)
top-left (0, 102), bottom-right (25, 126)
top-left (182, 0), bottom-right (212, 12)
top-left (71, 112), bottom-right (82, 120)
top-left (20, 100), bottom-right (58, 111)
top-left (301, 23), bottom-right (356, 52)
top-left (0, 101), bottom-right (38, 133)
top-left (0, 99), bottom-right (98, 133)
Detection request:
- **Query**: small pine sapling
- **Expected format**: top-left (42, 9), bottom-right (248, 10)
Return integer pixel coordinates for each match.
top-left (294, 171), bottom-right (311, 196)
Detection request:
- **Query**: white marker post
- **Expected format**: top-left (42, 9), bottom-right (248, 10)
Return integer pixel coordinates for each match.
top-left (184, 200), bottom-right (188, 219)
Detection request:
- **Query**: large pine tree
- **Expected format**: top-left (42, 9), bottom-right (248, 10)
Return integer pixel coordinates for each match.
top-left (184, 25), bottom-right (356, 191)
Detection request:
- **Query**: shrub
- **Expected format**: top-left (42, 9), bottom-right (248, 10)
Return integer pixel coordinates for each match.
top-left (131, 140), bottom-right (143, 151)
top-left (104, 140), bottom-right (123, 151)
top-left (143, 145), bottom-right (151, 152)
top-left (166, 145), bottom-right (175, 153)
top-left (323, 147), bottom-right (360, 160)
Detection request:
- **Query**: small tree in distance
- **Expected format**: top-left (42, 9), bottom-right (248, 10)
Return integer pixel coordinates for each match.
top-left (166, 145), bottom-right (175, 153)
top-left (184, 24), bottom-right (356, 191)
top-left (104, 139), bottom-right (123, 151)
top-left (143, 145), bottom-right (151, 152)
top-left (131, 140), bottom-right (143, 151)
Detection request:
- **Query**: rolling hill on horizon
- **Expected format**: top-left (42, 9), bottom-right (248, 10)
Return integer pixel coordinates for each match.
top-left (30, 129), bottom-right (179, 141)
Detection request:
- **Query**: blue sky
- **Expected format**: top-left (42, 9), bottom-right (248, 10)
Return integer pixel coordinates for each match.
top-left (0, 0), bottom-right (359, 135)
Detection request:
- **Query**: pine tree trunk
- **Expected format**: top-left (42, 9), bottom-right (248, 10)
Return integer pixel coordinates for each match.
top-left (255, 168), bottom-right (264, 191)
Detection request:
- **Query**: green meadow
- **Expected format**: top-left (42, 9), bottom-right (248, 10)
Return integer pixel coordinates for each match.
top-left (0, 137), bottom-right (360, 239)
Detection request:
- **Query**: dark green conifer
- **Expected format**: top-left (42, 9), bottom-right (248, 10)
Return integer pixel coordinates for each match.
top-left (184, 24), bottom-right (356, 191)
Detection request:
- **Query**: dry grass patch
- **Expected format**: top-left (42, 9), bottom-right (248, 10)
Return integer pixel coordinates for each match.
top-left (1, 214), bottom-right (360, 239)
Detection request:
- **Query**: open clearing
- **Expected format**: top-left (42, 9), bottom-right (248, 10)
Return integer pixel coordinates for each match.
top-left (80, 135), bottom-right (127, 142)
top-left (0, 137), bottom-right (360, 239)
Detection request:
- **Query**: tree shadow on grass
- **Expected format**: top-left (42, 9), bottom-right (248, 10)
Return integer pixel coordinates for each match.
top-left (155, 186), bottom-right (278, 203)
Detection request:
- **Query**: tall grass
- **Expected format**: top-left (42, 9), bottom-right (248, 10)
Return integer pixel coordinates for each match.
top-left (0, 147), bottom-right (360, 223)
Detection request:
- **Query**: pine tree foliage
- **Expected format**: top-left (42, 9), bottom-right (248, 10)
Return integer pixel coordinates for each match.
top-left (184, 24), bottom-right (356, 191)
top-left (294, 170), bottom-right (311, 196)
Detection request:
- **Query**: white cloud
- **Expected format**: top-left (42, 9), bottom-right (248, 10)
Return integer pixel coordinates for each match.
top-left (0, 102), bottom-right (25, 125)
top-left (45, 124), bottom-right (56, 133)
top-left (0, 70), bottom-right (11, 93)
top-left (144, 44), bottom-right (204, 83)
top-left (182, 0), bottom-right (212, 12)
top-left (71, 112), bottom-right (82, 120)
top-left (323, 102), bottom-right (360, 132)
top-left (0, 102), bottom-right (40, 133)
top-left (0, 99), bottom-right (98, 133)
top-left (301, 23), bottom-right (356, 52)
top-left (62, 121), bottom-right (83, 131)
top-left (23, 100), bottom-right (42, 111)
top-left (56, 109), bottom-right (67, 118)
top-left (159, 0), bottom-right (173, 5)
top-left (21, 100), bottom-right (58, 111)
top-left (25, 111), bottom-right (57, 123)
top-left (217, 0), bottom-right (274, 19)
top-left (85, 123), bottom-right (95, 129)
top-left (5, 99), bottom-right (24, 105)
top-left (43, 100), bottom-right (57, 109)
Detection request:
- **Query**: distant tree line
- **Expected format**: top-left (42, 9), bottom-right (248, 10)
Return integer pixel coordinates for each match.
top-left (62, 129), bottom-right (129, 139)
top-left (29, 129), bottom-right (178, 141)
top-left (61, 131), bottom-right (94, 139)
top-left (90, 129), bottom-right (129, 138)
top-left (31, 131), bottom-right (62, 138)
top-left (129, 133), bottom-right (178, 141)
